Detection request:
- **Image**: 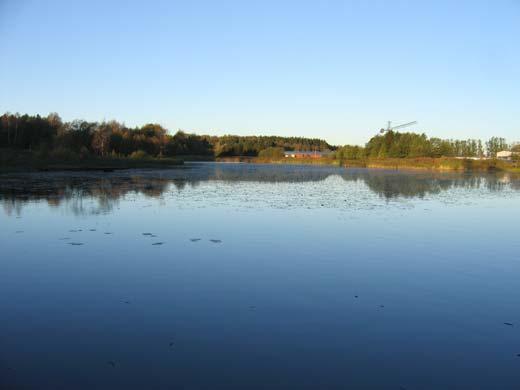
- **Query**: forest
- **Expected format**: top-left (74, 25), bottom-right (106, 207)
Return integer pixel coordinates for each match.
top-left (0, 112), bottom-right (516, 162)
top-left (0, 113), bottom-right (331, 160)
top-left (336, 131), bottom-right (513, 160)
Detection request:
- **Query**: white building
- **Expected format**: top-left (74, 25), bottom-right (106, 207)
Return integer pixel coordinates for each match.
top-left (497, 151), bottom-right (513, 160)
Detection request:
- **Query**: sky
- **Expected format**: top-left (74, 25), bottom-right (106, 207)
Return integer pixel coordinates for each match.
top-left (0, 0), bottom-right (518, 145)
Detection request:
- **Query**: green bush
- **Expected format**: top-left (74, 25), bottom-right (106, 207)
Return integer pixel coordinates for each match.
top-left (129, 150), bottom-right (149, 160)
top-left (49, 147), bottom-right (79, 161)
top-left (258, 147), bottom-right (284, 159)
top-left (35, 144), bottom-right (50, 159)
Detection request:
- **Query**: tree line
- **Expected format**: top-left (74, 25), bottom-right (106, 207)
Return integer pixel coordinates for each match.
top-left (0, 113), bottom-right (213, 158)
top-left (0, 112), bottom-right (515, 160)
top-left (0, 112), bottom-right (331, 159)
top-left (336, 131), bottom-right (514, 160)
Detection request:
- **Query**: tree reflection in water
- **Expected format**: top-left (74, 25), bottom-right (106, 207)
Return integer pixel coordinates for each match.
top-left (1, 163), bottom-right (519, 216)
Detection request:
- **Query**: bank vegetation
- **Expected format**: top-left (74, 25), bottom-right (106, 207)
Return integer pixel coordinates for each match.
top-left (1, 112), bottom-right (518, 172)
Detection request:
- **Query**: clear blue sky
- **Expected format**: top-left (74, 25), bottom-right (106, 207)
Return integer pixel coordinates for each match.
top-left (1, 0), bottom-right (518, 145)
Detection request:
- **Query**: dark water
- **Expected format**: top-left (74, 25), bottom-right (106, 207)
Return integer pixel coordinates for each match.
top-left (1, 163), bottom-right (520, 389)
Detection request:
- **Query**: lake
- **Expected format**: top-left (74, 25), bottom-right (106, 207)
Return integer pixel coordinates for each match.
top-left (1, 163), bottom-right (520, 389)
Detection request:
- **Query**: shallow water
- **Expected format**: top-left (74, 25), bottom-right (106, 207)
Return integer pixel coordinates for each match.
top-left (1, 163), bottom-right (520, 389)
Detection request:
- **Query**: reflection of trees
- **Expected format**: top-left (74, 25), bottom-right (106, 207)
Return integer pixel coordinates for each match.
top-left (347, 170), bottom-right (516, 199)
top-left (1, 164), bottom-right (519, 215)
top-left (0, 174), bottom-right (172, 216)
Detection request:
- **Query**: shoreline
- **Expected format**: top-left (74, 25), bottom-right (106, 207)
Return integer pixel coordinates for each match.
top-left (2, 153), bottom-right (519, 174)
top-left (0, 156), bottom-right (184, 174)
top-left (215, 156), bottom-right (520, 173)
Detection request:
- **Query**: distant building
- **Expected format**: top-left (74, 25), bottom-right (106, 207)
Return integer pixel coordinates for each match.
top-left (454, 156), bottom-right (486, 160)
top-left (284, 150), bottom-right (332, 159)
top-left (497, 150), bottom-right (514, 160)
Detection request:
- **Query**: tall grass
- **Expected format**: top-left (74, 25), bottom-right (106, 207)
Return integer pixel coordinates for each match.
top-left (216, 155), bottom-right (520, 173)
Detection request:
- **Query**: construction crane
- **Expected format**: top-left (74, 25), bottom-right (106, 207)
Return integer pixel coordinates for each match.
top-left (380, 120), bottom-right (417, 134)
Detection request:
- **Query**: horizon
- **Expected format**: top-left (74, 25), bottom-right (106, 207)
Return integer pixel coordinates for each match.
top-left (1, 1), bottom-right (519, 145)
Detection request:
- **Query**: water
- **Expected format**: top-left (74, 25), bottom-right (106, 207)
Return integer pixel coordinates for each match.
top-left (1, 163), bottom-right (520, 389)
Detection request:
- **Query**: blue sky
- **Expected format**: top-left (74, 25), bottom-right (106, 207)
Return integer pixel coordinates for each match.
top-left (0, 0), bottom-right (518, 145)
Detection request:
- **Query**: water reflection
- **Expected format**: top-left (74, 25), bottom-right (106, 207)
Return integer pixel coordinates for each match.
top-left (350, 170), bottom-right (519, 199)
top-left (1, 163), bottom-right (519, 216)
top-left (2, 163), bottom-right (520, 390)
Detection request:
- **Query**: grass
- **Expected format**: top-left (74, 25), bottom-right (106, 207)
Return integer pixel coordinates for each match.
top-left (0, 149), bottom-right (183, 173)
top-left (216, 156), bottom-right (339, 166)
top-left (3, 149), bottom-right (519, 173)
top-left (360, 157), bottom-right (520, 172)
top-left (214, 155), bottom-right (520, 173)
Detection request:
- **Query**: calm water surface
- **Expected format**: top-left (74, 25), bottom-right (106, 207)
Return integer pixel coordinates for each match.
top-left (1, 163), bottom-right (520, 389)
